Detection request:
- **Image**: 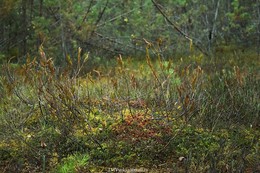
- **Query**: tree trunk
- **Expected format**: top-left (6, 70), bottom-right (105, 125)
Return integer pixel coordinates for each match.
top-left (21, 0), bottom-right (27, 59)
top-left (39, 0), bottom-right (43, 16)
top-left (257, 2), bottom-right (260, 58)
top-left (59, 0), bottom-right (67, 64)
top-left (208, 0), bottom-right (220, 54)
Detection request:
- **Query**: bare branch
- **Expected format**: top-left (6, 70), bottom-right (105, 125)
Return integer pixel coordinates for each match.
top-left (151, 0), bottom-right (209, 57)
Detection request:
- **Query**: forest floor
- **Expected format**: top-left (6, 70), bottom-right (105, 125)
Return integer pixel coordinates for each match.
top-left (0, 50), bottom-right (260, 172)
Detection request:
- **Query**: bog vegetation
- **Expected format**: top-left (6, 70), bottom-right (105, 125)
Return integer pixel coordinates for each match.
top-left (0, 47), bottom-right (259, 172)
top-left (0, 0), bottom-right (260, 172)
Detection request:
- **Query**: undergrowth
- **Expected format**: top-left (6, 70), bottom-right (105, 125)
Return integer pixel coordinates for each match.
top-left (0, 47), bottom-right (259, 172)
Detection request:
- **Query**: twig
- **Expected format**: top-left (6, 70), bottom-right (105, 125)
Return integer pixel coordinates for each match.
top-left (77, 0), bottom-right (94, 30)
top-left (94, 0), bottom-right (109, 26)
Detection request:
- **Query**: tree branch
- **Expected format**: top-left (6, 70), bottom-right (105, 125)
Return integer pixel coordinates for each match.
top-left (94, 0), bottom-right (109, 26)
top-left (151, 0), bottom-right (209, 57)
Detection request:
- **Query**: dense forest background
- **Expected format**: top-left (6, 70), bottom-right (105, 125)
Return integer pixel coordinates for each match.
top-left (0, 1), bottom-right (260, 173)
top-left (1, 0), bottom-right (260, 64)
